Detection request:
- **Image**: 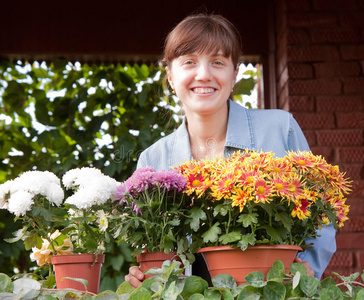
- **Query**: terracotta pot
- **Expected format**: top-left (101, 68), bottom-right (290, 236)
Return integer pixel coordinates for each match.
top-left (137, 251), bottom-right (181, 279)
top-left (198, 245), bottom-right (302, 285)
top-left (51, 254), bottom-right (104, 294)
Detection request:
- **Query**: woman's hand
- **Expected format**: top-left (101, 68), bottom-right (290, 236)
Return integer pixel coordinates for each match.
top-left (124, 266), bottom-right (144, 288)
top-left (294, 257), bottom-right (315, 277)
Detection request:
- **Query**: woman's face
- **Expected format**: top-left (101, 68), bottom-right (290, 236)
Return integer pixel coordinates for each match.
top-left (166, 52), bottom-right (238, 117)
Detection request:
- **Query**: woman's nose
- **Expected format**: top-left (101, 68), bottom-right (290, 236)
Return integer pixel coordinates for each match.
top-left (195, 64), bottom-right (212, 81)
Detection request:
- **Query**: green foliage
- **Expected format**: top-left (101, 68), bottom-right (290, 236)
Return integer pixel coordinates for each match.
top-left (0, 59), bottom-right (178, 290)
top-left (1, 260), bottom-right (364, 299)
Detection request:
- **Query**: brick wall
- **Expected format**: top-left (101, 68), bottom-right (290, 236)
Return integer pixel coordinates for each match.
top-left (275, 0), bottom-right (364, 278)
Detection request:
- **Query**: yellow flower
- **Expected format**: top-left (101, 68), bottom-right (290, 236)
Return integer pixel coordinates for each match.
top-left (30, 230), bottom-right (74, 266)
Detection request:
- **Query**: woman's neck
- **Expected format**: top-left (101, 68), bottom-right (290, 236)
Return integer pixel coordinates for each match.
top-left (186, 106), bottom-right (228, 161)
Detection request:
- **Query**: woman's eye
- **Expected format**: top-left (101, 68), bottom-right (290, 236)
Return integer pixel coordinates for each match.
top-left (184, 60), bottom-right (194, 65)
top-left (213, 61), bottom-right (224, 66)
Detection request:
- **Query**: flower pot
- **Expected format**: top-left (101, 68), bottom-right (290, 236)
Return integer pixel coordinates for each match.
top-left (51, 254), bottom-right (105, 294)
top-left (198, 245), bottom-right (302, 285)
top-left (137, 251), bottom-right (181, 279)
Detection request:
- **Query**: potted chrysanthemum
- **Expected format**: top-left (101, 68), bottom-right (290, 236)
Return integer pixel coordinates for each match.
top-left (176, 150), bottom-right (351, 284)
top-left (0, 167), bottom-right (120, 294)
top-left (113, 166), bottom-right (195, 278)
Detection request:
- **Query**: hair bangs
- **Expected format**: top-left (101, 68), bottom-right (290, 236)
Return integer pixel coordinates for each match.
top-left (162, 14), bottom-right (241, 67)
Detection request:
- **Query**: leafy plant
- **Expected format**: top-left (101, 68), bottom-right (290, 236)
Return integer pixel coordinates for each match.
top-left (1, 260), bottom-right (364, 299)
top-left (114, 167), bottom-right (195, 265)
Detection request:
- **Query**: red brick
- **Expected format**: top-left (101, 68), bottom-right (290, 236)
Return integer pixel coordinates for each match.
top-left (288, 96), bottom-right (315, 111)
top-left (287, 29), bottom-right (311, 45)
top-left (339, 217), bottom-right (364, 233)
top-left (336, 232), bottom-right (364, 250)
top-left (340, 164), bottom-right (364, 181)
top-left (288, 45), bottom-right (340, 62)
top-left (339, 148), bottom-right (364, 163)
top-left (289, 79), bottom-right (341, 96)
top-left (350, 180), bottom-right (364, 197)
top-left (346, 198), bottom-right (364, 215)
top-left (314, 0), bottom-right (359, 10)
top-left (287, 12), bottom-right (337, 28)
top-left (311, 28), bottom-right (362, 44)
top-left (310, 146), bottom-right (334, 161)
top-left (344, 78), bottom-right (364, 94)
top-left (328, 251), bottom-right (354, 267)
top-left (340, 12), bottom-right (364, 27)
top-left (341, 45), bottom-right (364, 60)
top-left (288, 63), bottom-right (314, 79)
top-left (314, 62), bottom-right (361, 78)
top-left (316, 96), bottom-right (364, 112)
top-left (302, 130), bottom-right (317, 146)
top-left (358, 252), bottom-right (364, 267)
top-left (317, 130), bottom-right (364, 146)
top-left (337, 113), bottom-right (364, 128)
top-left (293, 113), bottom-right (335, 129)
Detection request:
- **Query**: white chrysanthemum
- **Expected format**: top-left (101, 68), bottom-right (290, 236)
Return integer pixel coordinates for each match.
top-left (63, 167), bottom-right (120, 209)
top-left (0, 181), bottom-right (13, 209)
top-left (8, 190), bottom-right (34, 216)
top-left (96, 210), bottom-right (109, 232)
top-left (11, 171), bottom-right (64, 206)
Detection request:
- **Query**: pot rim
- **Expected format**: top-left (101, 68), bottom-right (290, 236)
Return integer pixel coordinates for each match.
top-left (197, 244), bottom-right (302, 253)
top-left (51, 253), bottom-right (105, 264)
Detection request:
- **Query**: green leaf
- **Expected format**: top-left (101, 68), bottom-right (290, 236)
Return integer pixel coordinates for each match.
top-left (211, 273), bottom-right (237, 289)
top-left (24, 233), bottom-right (44, 250)
top-left (0, 273), bottom-right (13, 293)
top-left (219, 231), bottom-right (242, 244)
top-left (244, 271), bottom-right (266, 288)
top-left (237, 213), bottom-right (258, 227)
top-left (186, 207), bottom-right (206, 232)
top-left (214, 203), bottom-right (229, 217)
top-left (162, 281), bottom-right (179, 300)
top-left (274, 212), bottom-right (293, 231)
top-left (94, 290), bottom-right (119, 299)
top-left (260, 225), bottom-right (283, 244)
top-left (320, 276), bottom-right (336, 288)
top-left (356, 288), bottom-right (364, 300)
top-left (204, 288), bottom-right (223, 299)
top-left (319, 285), bottom-right (343, 300)
top-left (202, 222), bottom-right (221, 244)
top-left (130, 287), bottom-right (152, 300)
top-left (233, 77), bottom-right (255, 95)
top-left (289, 263), bottom-right (307, 277)
top-left (137, 86), bottom-right (148, 107)
top-left (116, 281), bottom-right (134, 295)
top-left (266, 260), bottom-right (285, 281)
top-left (237, 233), bottom-right (256, 251)
top-left (263, 281), bottom-right (286, 300)
top-left (180, 276), bottom-right (208, 299)
top-left (332, 271), bottom-right (360, 282)
top-left (299, 275), bottom-right (319, 297)
top-left (237, 286), bottom-right (261, 300)
top-left (188, 294), bottom-right (205, 300)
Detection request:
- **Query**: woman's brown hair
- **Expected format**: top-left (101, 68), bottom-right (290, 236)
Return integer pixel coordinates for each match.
top-left (161, 13), bottom-right (242, 69)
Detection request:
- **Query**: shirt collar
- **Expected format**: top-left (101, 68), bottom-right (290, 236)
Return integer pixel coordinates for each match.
top-left (172, 99), bottom-right (255, 163)
top-left (225, 99), bottom-right (255, 150)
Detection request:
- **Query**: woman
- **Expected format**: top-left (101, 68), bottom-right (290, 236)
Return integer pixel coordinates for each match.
top-left (125, 13), bottom-right (336, 287)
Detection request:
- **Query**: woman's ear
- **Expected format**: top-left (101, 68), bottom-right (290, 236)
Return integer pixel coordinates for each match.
top-left (165, 66), bottom-right (175, 91)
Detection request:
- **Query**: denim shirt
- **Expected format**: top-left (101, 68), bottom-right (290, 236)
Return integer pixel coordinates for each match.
top-left (137, 100), bottom-right (336, 279)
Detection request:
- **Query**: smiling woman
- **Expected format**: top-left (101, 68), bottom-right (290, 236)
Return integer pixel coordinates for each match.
top-left (125, 12), bottom-right (337, 288)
